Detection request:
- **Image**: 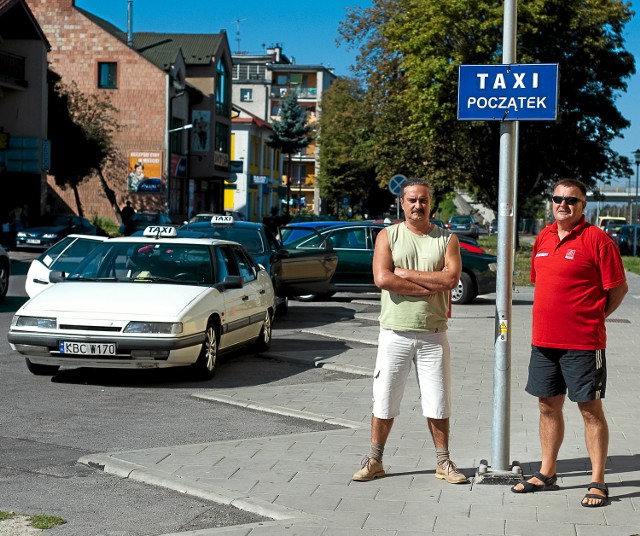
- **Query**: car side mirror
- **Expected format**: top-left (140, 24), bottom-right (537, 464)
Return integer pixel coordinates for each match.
top-left (222, 275), bottom-right (243, 289)
top-left (49, 270), bottom-right (67, 283)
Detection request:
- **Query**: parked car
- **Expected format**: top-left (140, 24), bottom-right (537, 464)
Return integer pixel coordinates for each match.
top-left (24, 234), bottom-right (108, 298)
top-left (188, 211), bottom-right (246, 223)
top-left (489, 219), bottom-right (498, 234)
top-left (603, 223), bottom-right (624, 241)
top-left (120, 212), bottom-right (173, 236)
top-left (8, 227), bottom-right (283, 379)
top-left (0, 244), bottom-right (10, 302)
top-left (446, 215), bottom-right (480, 238)
top-left (178, 215), bottom-right (338, 315)
top-left (14, 214), bottom-right (98, 250)
top-left (282, 222), bottom-right (497, 304)
top-left (615, 224), bottom-right (640, 255)
top-left (283, 219), bottom-right (488, 255)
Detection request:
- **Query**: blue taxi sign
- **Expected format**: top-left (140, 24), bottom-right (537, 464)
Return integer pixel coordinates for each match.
top-left (458, 63), bottom-right (559, 121)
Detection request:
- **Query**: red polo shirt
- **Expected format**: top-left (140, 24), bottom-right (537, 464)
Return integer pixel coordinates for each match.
top-left (531, 216), bottom-right (626, 350)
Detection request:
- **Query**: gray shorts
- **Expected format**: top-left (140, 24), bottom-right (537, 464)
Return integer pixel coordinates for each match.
top-left (525, 345), bottom-right (607, 402)
top-left (372, 328), bottom-right (451, 419)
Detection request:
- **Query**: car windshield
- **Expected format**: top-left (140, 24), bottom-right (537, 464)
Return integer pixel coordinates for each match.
top-left (182, 226), bottom-right (266, 254)
top-left (450, 216), bottom-right (472, 224)
top-left (66, 242), bottom-right (214, 284)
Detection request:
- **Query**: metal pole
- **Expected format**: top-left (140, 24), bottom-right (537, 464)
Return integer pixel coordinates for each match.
top-left (635, 158), bottom-right (639, 257)
top-left (492, 0), bottom-right (517, 475)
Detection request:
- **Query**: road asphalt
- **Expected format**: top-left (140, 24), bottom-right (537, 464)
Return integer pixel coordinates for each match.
top-left (77, 272), bottom-right (640, 535)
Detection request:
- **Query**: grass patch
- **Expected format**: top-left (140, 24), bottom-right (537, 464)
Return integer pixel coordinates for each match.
top-left (29, 514), bottom-right (66, 530)
top-left (0, 511), bottom-right (66, 530)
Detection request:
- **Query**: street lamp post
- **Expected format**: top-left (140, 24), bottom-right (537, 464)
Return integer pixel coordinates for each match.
top-left (633, 149), bottom-right (640, 257)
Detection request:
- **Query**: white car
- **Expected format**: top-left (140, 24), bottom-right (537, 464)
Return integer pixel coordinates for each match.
top-left (9, 227), bottom-right (281, 379)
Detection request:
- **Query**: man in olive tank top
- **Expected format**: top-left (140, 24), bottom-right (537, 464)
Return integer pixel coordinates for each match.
top-left (352, 179), bottom-right (468, 484)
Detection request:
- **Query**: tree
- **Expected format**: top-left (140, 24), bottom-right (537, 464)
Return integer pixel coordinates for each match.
top-left (318, 77), bottom-right (388, 217)
top-left (48, 72), bottom-right (122, 219)
top-left (339, 0), bottom-right (635, 215)
top-left (267, 92), bottom-right (314, 217)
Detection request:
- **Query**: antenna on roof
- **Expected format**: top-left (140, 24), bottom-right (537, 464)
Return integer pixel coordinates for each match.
top-left (232, 16), bottom-right (247, 54)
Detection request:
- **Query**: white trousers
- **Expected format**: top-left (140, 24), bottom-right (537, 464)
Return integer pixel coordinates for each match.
top-left (372, 328), bottom-right (451, 419)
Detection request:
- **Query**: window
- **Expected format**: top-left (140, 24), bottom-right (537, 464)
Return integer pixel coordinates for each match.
top-left (215, 59), bottom-right (229, 116)
top-left (97, 62), bottom-right (117, 89)
top-left (232, 246), bottom-right (257, 283)
top-left (215, 123), bottom-right (229, 153)
top-left (240, 88), bottom-right (253, 102)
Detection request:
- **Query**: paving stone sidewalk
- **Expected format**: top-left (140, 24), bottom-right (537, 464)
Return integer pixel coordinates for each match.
top-left (80, 275), bottom-right (640, 535)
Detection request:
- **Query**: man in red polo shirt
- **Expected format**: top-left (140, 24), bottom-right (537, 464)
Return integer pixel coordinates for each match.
top-left (511, 179), bottom-right (627, 507)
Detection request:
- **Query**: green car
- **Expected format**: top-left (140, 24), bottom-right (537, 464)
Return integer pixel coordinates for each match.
top-left (284, 222), bottom-right (497, 304)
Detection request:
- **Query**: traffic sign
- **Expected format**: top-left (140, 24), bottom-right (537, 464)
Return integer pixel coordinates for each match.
top-left (388, 174), bottom-right (407, 197)
top-left (458, 63), bottom-right (559, 121)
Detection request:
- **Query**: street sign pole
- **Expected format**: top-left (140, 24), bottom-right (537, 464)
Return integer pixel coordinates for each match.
top-left (475, 0), bottom-right (522, 485)
top-left (388, 174), bottom-right (407, 220)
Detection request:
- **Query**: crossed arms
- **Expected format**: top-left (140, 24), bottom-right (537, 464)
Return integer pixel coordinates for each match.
top-left (373, 228), bottom-right (462, 296)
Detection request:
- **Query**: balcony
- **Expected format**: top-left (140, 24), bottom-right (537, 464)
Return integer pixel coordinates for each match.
top-left (271, 85), bottom-right (318, 100)
top-left (0, 50), bottom-right (27, 89)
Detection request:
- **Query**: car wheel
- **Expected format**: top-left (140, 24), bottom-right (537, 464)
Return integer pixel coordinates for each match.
top-left (275, 297), bottom-right (289, 316)
top-left (25, 359), bottom-right (59, 376)
top-left (192, 322), bottom-right (219, 380)
top-left (451, 272), bottom-right (477, 305)
top-left (0, 260), bottom-right (8, 302)
top-left (255, 310), bottom-right (272, 351)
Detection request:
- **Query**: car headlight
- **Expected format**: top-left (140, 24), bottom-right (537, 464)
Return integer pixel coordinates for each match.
top-left (12, 316), bottom-right (57, 329)
top-left (124, 321), bottom-right (183, 334)
top-left (16, 231), bottom-right (26, 238)
top-left (42, 233), bottom-right (59, 239)
top-left (489, 263), bottom-right (497, 272)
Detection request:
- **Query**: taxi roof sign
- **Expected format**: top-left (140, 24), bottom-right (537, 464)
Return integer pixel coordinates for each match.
top-left (143, 226), bottom-right (178, 238)
top-left (210, 215), bottom-right (234, 224)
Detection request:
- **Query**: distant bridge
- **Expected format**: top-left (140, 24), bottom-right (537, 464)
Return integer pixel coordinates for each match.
top-left (586, 187), bottom-right (638, 203)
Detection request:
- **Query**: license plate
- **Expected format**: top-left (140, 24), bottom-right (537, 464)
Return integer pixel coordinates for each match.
top-left (59, 341), bottom-right (116, 355)
top-left (26, 239), bottom-right (41, 244)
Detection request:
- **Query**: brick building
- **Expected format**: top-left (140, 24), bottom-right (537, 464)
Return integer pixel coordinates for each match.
top-left (27, 0), bottom-right (232, 224)
top-left (0, 0), bottom-right (49, 228)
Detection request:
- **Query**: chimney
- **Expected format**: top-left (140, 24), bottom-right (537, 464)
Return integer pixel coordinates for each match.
top-left (127, 0), bottom-right (133, 47)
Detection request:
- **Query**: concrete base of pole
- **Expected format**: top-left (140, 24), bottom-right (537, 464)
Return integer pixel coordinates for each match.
top-left (474, 459), bottom-right (524, 485)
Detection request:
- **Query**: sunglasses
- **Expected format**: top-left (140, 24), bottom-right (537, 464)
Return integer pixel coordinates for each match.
top-left (551, 195), bottom-right (584, 205)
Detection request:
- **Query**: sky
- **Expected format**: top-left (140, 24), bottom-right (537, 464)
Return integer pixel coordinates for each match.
top-left (75, 0), bottom-right (369, 76)
top-left (75, 0), bottom-right (640, 187)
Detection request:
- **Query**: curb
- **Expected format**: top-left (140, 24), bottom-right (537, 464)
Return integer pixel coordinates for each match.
top-left (77, 454), bottom-right (316, 522)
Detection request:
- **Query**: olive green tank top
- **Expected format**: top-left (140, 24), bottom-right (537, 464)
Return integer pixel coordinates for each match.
top-left (379, 223), bottom-right (451, 332)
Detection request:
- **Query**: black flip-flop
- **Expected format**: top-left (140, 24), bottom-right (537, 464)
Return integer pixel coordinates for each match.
top-left (581, 482), bottom-right (609, 507)
top-left (511, 471), bottom-right (559, 493)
